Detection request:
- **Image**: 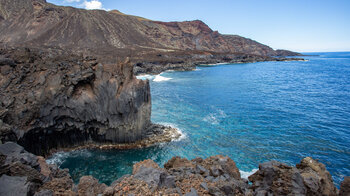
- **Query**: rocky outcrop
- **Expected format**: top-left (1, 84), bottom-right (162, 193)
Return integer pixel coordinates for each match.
top-left (0, 47), bottom-right (152, 155)
top-left (297, 157), bottom-right (338, 195)
top-left (0, 142), bottom-right (74, 195)
top-left (0, 142), bottom-right (349, 196)
top-left (0, 0), bottom-right (300, 60)
top-left (275, 49), bottom-right (303, 56)
top-left (249, 157), bottom-right (339, 196)
top-left (132, 50), bottom-right (305, 75)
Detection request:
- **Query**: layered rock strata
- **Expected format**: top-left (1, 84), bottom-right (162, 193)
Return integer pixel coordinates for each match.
top-left (0, 47), bottom-right (152, 155)
top-left (0, 0), bottom-right (301, 61)
top-left (1, 142), bottom-right (349, 196)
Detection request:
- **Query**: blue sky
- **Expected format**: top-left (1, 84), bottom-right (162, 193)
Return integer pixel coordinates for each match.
top-left (47, 0), bottom-right (350, 52)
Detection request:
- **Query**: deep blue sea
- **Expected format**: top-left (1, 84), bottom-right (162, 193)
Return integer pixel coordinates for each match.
top-left (47, 52), bottom-right (350, 186)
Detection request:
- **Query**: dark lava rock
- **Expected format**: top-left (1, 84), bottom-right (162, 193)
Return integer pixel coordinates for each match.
top-left (296, 157), bottom-right (338, 196)
top-left (0, 142), bottom-right (75, 195)
top-left (0, 47), bottom-right (151, 156)
top-left (339, 177), bottom-right (350, 196)
top-left (34, 189), bottom-right (54, 196)
top-left (0, 175), bottom-right (32, 196)
top-left (77, 176), bottom-right (107, 196)
top-left (249, 160), bottom-right (307, 195)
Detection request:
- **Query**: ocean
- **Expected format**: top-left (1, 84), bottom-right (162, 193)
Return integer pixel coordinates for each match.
top-left (47, 52), bottom-right (350, 186)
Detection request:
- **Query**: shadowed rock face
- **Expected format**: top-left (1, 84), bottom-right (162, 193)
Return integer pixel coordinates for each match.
top-left (0, 0), bottom-right (298, 57)
top-left (0, 47), bottom-right (151, 155)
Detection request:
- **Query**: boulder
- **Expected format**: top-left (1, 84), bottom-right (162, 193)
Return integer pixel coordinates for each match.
top-left (40, 176), bottom-right (74, 195)
top-left (77, 176), bottom-right (107, 196)
top-left (132, 159), bottom-right (160, 174)
top-left (200, 155), bottom-right (241, 180)
top-left (249, 160), bottom-right (307, 195)
top-left (296, 157), bottom-right (337, 196)
top-left (164, 156), bottom-right (195, 169)
top-left (0, 175), bottom-right (33, 196)
top-left (339, 177), bottom-right (350, 196)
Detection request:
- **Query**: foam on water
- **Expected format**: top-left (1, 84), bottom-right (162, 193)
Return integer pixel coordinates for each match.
top-left (136, 74), bottom-right (155, 80)
top-left (153, 74), bottom-right (172, 82)
top-left (47, 149), bottom-right (93, 166)
top-left (202, 109), bottom-right (227, 125)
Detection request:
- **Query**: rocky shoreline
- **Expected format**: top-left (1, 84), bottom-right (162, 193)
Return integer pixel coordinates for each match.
top-left (133, 52), bottom-right (305, 75)
top-left (0, 142), bottom-right (349, 196)
top-left (46, 124), bottom-right (181, 157)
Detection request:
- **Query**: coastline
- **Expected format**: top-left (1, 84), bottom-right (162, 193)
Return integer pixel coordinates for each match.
top-left (1, 142), bottom-right (348, 195)
top-left (134, 55), bottom-right (306, 75)
top-left (45, 124), bottom-right (182, 157)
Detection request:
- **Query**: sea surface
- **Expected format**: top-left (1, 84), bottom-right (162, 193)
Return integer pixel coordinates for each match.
top-left (47, 52), bottom-right (350, 186)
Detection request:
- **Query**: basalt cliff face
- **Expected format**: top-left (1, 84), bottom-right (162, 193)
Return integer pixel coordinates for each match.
top-left (0, 47), bottom-right (151, 155)
top-left (0, 0), bottom-right (299, 59)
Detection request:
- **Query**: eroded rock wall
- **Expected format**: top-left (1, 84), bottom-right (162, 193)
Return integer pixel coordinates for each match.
top-left (0, 47), bottom-right (151, 155)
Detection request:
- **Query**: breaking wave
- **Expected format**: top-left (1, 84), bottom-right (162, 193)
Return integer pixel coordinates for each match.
top-left (153, 74), bottom-right (172, 82)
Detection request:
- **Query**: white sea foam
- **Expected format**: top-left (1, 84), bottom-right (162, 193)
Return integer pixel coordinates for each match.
top-left (46, 151), bottom-right (69, 166)
top-left (136, 74), bottom-right (155, 80)
top-left (205, 62), bottom-right (229, 66)
top-left (203, 109), bottom-right (227, 125)
top-left (46, 149), bottom-right (92, 166)
top-left (194, 68), bottom-right (201, 71)
top-left (203, 114), bottom-right (219, 125)
top-left (158, 122), bottom-right (187, 141)
top-left (153, 74), bottom-right (172, 82)
top-left (240, 169), bottom-right (258, 179)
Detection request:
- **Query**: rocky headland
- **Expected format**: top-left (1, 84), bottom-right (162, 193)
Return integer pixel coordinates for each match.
top-left (0, 46), bottom-right (182, 156)
top-left (1, 142), bottom-right (349, 196)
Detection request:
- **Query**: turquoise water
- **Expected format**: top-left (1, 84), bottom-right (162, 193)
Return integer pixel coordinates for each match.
top-left (47, 52), bottom-right (350, 186)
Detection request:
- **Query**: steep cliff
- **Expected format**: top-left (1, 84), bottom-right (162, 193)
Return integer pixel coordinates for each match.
top-left (0, 0), bottom-right (299, 57)
top-left (0, 47), bottom-right (151, 155)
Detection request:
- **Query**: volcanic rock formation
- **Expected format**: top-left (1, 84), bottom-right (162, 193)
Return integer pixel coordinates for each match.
top-left (1, 142), bottom-right (348, 196)
top-left (0, 47), bottom-right (151, 155)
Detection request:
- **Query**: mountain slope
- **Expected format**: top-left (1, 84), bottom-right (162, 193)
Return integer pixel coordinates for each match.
top-left (0, 0), bottom-right (297, 57)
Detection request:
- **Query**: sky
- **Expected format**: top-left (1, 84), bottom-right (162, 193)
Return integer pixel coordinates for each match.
top-left (47, 0), bottom-right (350, 52)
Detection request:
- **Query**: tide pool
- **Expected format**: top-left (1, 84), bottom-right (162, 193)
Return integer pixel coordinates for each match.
top-left (48, 52), bottom-right (350, 186)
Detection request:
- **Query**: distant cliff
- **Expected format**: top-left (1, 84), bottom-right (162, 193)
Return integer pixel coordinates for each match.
top-left (0, 0), bottom-right (299, 58)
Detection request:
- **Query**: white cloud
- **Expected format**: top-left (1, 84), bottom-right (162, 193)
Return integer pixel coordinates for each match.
top-left (82, 0), bottom-right (103, 10)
